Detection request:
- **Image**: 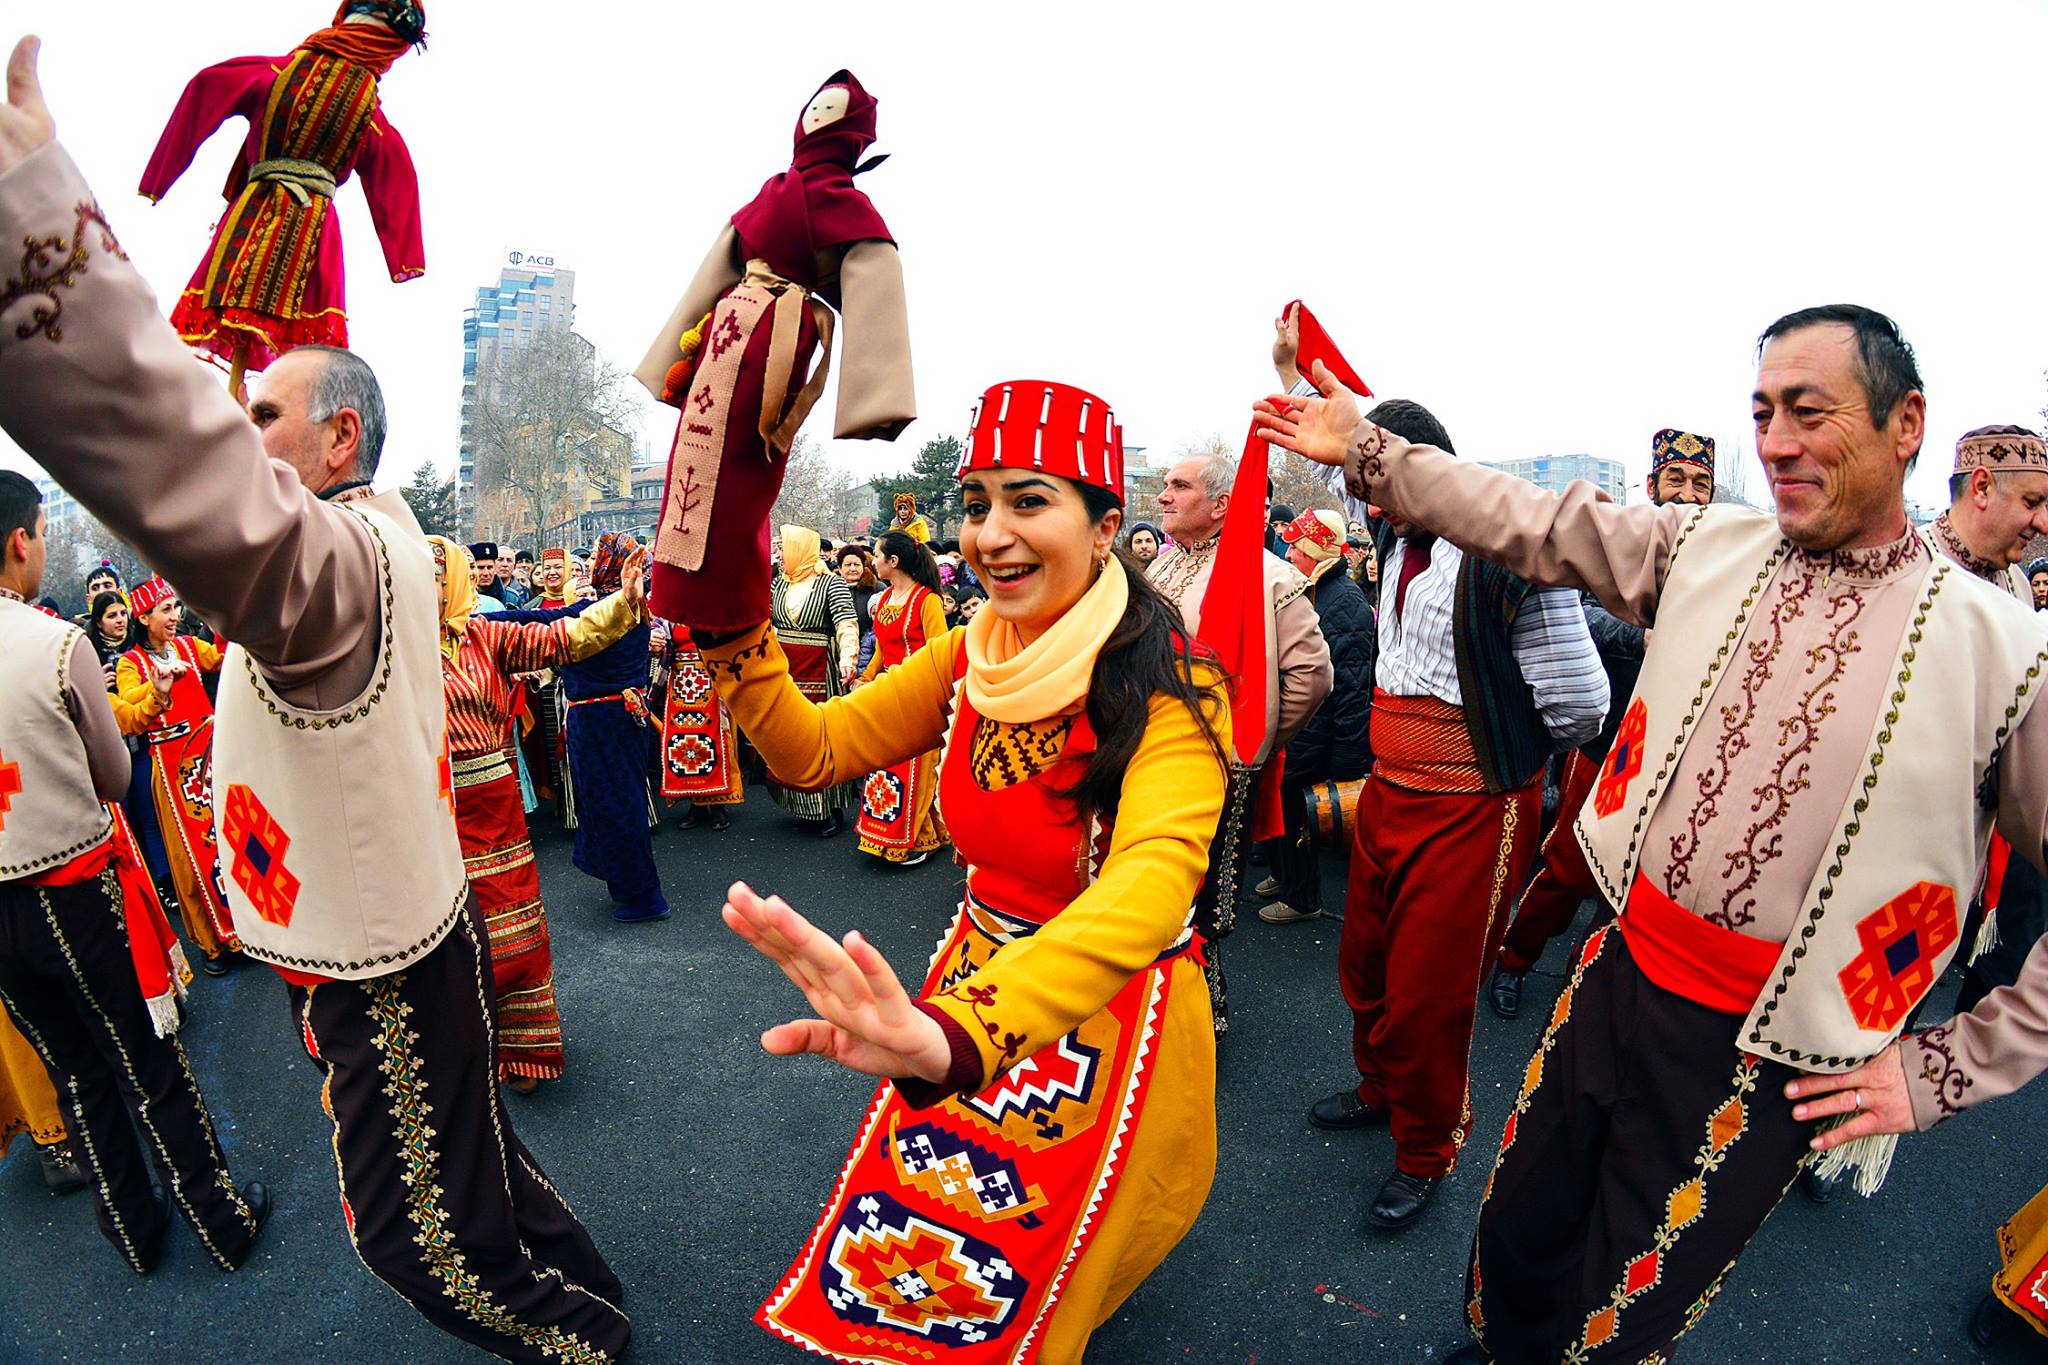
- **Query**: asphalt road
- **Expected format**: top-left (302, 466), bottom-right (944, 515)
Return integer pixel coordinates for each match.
top-left (3, 791), bottom-right (2046, 1363)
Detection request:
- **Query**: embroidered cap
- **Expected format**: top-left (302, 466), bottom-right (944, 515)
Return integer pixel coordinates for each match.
top-left (1650, 429), bottom-right (1715, 476)
top-left (955, 381), bottom-right (1126, 505)
top-left (1278, 507), bottom-right (1345, 562)
top-left (128, 576), bottom-right (174, 617)
top-left (1954, 425), bottom-right (2048, 476)
top-left (540, 547), bottom-right (566, 566)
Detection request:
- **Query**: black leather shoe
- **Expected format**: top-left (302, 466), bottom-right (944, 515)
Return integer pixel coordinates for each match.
top-left (242, 1181), bottom-right (272, 1244)
top-left (1365, 1170), bottom-right (1439, 1230)
top-left (201, 952), bottom-right (232, 978)
top-left (1438, 1342), bottom-right (1492, 1364)
top-left (134, 1188), bottom-right (171, 1274)
top-left (1488, 967), bottom-right (1522, 1020)
top-left (1308, 1089), bottom-right (1386, 1130)
top-left (37, 1142), bottom-right (87, 1195)
top-left (817, 812), bottom-right (844, 840)
top-left (1970, 1292), bottom-right (2020, 1348)
top-left (1799, 1163), bottom-right (1841, 1205)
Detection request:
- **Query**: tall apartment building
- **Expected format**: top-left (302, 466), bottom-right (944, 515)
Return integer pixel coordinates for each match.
top-left (458, 251), bottom-right (577, 514)
top-left (1481, 453), bottom-right (1629, 504)
top-left (31, 474), bottom-right (83, 534)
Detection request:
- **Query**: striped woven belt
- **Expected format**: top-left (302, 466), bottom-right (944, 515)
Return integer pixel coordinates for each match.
top-left (144, 721), bottom-right (193, 745)
top-left (566, 693), bottom-right (626, 709)
top-left (451, 752), bottom-right (513, 788)
top-left (1369, 689), bottom-right (1486, 794)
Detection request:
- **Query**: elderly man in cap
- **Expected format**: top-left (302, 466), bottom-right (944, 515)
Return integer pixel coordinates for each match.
top-left (467, 541), bottom-right (507, 612)
top-left (1258, 507), bottom-right (1375, 924)
top-left (1488, 429), bottom-right (1719, 1020)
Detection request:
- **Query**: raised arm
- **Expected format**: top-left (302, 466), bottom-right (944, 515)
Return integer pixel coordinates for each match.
top-left (701, 620), bottom-right (957, 788)
top-left (1255, 365), bottom-right (1692, 627)
top-left (1, 134), bottom-right (380, 701)
top-left (483, 559), bottom-right (646, 675)
top-left (136, 54), bottom-right (270, 203)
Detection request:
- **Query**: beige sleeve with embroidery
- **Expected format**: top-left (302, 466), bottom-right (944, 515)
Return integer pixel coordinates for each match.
top-left (1350, 421), bottom-right (1694, 628)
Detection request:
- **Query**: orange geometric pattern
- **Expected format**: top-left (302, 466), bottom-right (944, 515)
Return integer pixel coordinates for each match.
top-left (1574, 1057), bottom-right (1757, 1359)
top-left (1592, 698), bottom-right (1647, 818)
top-left (221, 782), bottom-right (301, 928)
top-left (0, 750), bottom-right (20, 831)
top-left (1836, 881), bottom-right (1958, 1034)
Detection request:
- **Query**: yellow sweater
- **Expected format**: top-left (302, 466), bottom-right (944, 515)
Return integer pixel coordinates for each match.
top-left (703, 619), bottom-right (1230, 1089)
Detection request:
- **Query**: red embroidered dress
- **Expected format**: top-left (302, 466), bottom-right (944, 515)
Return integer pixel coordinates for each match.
top-left (854, 584), bottom-right (948, 861)
top-left (114, 636), bottom-right (236, 960)
top-left (658, 623), bottom-right (743, 806)
top-left (442, 614), bottom-right (582, 1082)
top-left (727, 635), bottom-right (1226, 1364)
top-left (139, 48), bottom-right (424, 370)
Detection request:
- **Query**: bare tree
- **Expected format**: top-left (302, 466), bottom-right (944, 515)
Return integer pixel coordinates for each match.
top-left (770, 434), bottom-right (858, 538)
top-left (468, 331), bottom-right (641, 544)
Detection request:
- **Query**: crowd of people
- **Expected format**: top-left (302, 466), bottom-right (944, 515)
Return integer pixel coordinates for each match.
top-left (6, 23), bottom-right (2048, 1365)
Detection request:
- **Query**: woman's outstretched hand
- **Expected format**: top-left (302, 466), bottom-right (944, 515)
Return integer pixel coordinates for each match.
top-left (722, 880), bottom-right (953, 1083)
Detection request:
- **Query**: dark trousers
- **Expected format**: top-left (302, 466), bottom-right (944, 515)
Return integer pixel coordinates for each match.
top-left (1341, 774), bottom-right (1541, 1176)
top-left (1498, 748), bottom-right (1603, 976)
top-left (292, 895), bottom-right (631, 1363)
top-left (1467, 926), bottom-right (1813, 1363)
top-left (1264, 773), bottom-right (1323, 912)
top-left (0, 871), bottom-right (255, 1273)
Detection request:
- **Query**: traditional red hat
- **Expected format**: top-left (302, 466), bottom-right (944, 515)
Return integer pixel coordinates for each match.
top-left (1278, 507), bottom-right (1345, 561)
top-left (129, 576), bottom-right (174, 617)
top-left (953, 380), bottom-right (1126, 505)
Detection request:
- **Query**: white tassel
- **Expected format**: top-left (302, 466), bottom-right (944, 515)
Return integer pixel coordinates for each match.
top-left (1970, 908), bottom-right (2000, 965)
top-left (168, 942), bottom-right (193, 995)
top-left (1810, 1127), bottom-right (1898, 1198)
top-left (145, 990), bottom-right (182, 1040)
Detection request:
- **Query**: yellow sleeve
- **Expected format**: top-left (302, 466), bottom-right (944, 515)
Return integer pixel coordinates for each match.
top-left (561, 591), bottom-right (644, 662)
top-left (192, 637), bottom-right (223, 672)
top-left (917, 591), bottom-right (949, 647)
top-left (702, 620), bottom-right (958, 788)
top-left (909, 516), bottom-right (931, 544)
top-left (859, 637), bottom-right (883, 685)
top-left (926, 672), bottom-right (1231, 1089)
top-left (111, 655), bottom-right (163, 735)
top-left (482, 592), bottom-right (639, 675)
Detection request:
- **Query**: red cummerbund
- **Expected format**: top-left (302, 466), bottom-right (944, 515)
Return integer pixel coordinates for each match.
top-left (1619, 873), bottom-right (1781, 1016)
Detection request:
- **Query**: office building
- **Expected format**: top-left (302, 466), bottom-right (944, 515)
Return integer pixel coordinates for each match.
top-left (1482, 453), bottom-right (1629, 504)
top-left (458, 251), bottom-right (577, 514)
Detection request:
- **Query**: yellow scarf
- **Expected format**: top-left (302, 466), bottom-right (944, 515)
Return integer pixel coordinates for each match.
top-left (965, 555), bottom-right (1128, 723)
top-left (781, 524), bottom-right (823, 586)
top-left (426, 535), bottom-right (476, 662)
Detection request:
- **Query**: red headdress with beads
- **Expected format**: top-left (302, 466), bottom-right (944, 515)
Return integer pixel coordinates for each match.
top-left (129, 577), bottom-right (174, 618)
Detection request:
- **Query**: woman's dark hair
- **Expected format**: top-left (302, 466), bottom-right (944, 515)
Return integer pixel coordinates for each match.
top-left (876, 530), bottom-right (943, 595)
top-left (1057, 483), bottom-right (1230, 825)
top-left (89, 590), bottom-right (131, 642)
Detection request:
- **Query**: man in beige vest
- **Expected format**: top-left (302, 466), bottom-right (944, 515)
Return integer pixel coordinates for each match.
top-left (0, 471), bottom-right (268, 1276)
top-left (1150, 452), bottom-right (1333, 1032)
top-left (0, 40), bottom-right (629, 1362)
top-left (1259, 304), bottom-right (2048, 1364)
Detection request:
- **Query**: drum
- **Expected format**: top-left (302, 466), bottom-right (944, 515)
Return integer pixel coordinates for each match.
top-left (1307, 778), bottom-right (1364, 851)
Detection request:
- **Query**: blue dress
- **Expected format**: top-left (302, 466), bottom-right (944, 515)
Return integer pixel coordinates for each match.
top-left (496, 603), bottom-right (666, 918)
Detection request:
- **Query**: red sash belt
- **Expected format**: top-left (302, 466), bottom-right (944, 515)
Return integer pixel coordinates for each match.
top-left (1619, 873), bottom-right (1780, 1016)
top-left (1369, 690), bottom-right (1485, 794)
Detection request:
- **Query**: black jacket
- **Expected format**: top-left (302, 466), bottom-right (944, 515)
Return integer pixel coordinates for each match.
top-left (1286, 567), bottom-right (1377, 784)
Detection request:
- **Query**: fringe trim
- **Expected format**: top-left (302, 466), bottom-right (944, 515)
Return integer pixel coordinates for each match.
top-left (1970, 908), bottom-right (2000, 965)
top-left (168, 942), bottom-right (193, 994)
top-left (144, 989), bottom-right (182, 1039)
top-left (1810, 1128), bottom-right (1898, 1197)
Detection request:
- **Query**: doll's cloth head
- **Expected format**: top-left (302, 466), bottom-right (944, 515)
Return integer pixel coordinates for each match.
top-left (730, 70), bottom-right (894, 302)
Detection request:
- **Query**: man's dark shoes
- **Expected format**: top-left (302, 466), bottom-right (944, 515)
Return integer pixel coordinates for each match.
top-left (1308, 1089), bottom-right (1385, 1131)
top-left (242, 1181), bottom-right (273, 1247)
top-left (37, 1142), bottom-right (87, 1194)
top-left (1970, 1291), bottom-right (2020, 1348)
top-left (201, 952), bottom-right (232, 978)
top-left (1799, 1163), bottom-right (1841, 1204)
top-left (817, 812), bottom-right (845, 839)
top-left (1365, 1170), bottom-right (1439, 1230)
top-left (1488, 966), bottom-right (1522, 1020)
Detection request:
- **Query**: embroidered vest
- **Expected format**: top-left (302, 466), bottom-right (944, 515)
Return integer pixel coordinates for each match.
top-left (1577, 508), bottom-right (2048, 1072)
top-left (0, 601), bottom-right (112, 878)
top-left (211, 493), bottom-right (466, 979)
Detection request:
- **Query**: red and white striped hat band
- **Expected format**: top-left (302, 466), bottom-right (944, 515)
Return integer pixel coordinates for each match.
top-left (128, 576), bottom-right (174, 617)
top-left (954, 380), bottom-right (1126, 505)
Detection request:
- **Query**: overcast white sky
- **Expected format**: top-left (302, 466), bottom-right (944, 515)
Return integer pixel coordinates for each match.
top-left (6, 0), bottom-right (2045, 514)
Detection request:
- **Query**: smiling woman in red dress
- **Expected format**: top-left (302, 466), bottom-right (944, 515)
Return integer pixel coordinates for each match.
top-left (700, 381), bottom-right (1232, 1365)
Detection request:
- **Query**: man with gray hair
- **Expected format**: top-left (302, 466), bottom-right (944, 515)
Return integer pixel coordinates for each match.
top-left (0, 44), bottom-right (630, 1359)
top-left (1150, 450), bottom-right (1332, 1032)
